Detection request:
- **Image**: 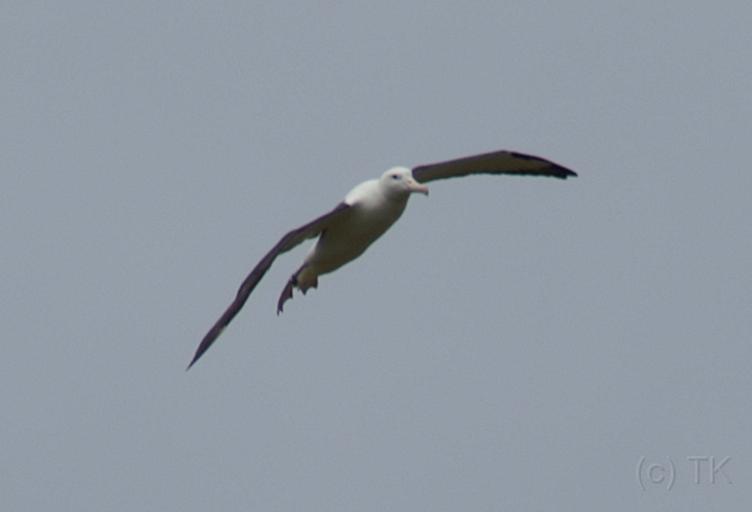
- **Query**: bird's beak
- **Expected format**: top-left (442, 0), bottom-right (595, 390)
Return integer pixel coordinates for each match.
top-left (408, 178), bottom-right (429, 196)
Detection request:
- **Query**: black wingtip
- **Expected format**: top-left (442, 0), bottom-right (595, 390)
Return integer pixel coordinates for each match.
top-left (547, 160), bottom-right (577, 179)
top-left (543, 163), bottom-right (577, 179)
top-left (560, 167), bottom-right (578, 179)
top-left (187, 330), bottom-right (219, 371)
top-left (507, 151), bottom-right (577, 179)
top-left (186, 351), bottom-right (201, 371)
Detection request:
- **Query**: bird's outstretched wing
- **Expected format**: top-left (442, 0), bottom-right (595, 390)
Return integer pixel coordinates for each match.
top-left (188, 202), bottom-right (353, 369)
top-left (411, 150), bottom-right (576, 183)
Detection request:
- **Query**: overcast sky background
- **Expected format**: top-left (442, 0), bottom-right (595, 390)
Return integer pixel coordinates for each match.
top-left (2, 1), bottom-right (750, 510)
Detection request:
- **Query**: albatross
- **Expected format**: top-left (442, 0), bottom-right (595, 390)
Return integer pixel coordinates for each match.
top-left (188, 149), bottom-right (576, 368)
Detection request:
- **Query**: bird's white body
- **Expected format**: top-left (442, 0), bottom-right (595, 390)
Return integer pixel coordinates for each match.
top-left (297, 167), bottom-right (420, 291)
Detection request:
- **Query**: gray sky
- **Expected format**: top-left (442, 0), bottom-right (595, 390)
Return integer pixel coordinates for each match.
top-left (2, 1), bottom-right (750, 510)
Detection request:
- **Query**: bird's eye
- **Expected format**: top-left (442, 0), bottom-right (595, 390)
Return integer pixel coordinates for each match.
top-left (391, 175), bottom-right (400, 180)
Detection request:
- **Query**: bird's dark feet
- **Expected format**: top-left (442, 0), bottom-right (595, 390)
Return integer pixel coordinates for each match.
top-left (277, 276), bottom-right (296, 315)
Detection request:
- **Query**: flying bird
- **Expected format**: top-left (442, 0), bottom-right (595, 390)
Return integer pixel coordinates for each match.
top-left (188, 150), bottom-right (576, 368)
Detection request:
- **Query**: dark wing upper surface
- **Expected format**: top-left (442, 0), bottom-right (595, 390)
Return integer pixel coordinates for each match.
top-left (411, 150), bottom-right (576, 183)
top-left (187, 202), bottom-right (352, 369)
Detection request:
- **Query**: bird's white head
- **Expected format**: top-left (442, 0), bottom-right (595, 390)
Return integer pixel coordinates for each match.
top-left (380, 167), bottom-right (429, 198)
